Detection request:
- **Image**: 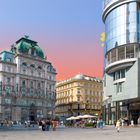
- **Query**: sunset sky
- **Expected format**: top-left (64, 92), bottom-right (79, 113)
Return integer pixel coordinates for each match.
top-left (0, 0), bottom-right (104, 80)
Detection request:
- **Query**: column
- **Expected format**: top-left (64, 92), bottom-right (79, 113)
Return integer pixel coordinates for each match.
top-left (115, 101), bottom-right (120, 121)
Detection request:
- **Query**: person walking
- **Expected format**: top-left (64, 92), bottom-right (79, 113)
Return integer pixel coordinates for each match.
top-left (121, 119), bottom-right (124, 127)
top-left (51, 119), bottom-right (57, 131)
top-left (116, 120), bottom-right (121, 132)
top-left (41, 120), bottom-right (46, 131)
top-left (137, 117), bottom-right (140, 126)
top-left (46, 119), bottom-right (51, 131)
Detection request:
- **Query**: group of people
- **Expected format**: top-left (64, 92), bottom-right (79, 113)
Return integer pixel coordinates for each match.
top-left (115, 117), bottom-right (140, 133)
top-left (38, 119), bottom-right (58, 131)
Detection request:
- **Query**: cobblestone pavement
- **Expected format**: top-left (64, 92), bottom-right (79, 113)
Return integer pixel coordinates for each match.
top-left (0, 126), bottom-right (140, 140)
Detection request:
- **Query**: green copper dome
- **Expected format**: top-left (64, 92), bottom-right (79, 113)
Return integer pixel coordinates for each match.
top-left (35, 45), bottom-right (44, 58)
top-left (16, 41), bottom-right (31, 53)
top-left (13, 37), bottom-right (44, 59)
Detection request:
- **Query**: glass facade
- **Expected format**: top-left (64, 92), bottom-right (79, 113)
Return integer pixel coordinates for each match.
top-left (103, 0), bottom-right (140, 125)
top-left (105, 2), bottom-right (140, 52)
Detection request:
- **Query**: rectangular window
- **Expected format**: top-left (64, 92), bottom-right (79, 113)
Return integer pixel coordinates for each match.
top-left (114, 69), bottom-right (125, 81)
top-left (121, 69), bottom-right (125, 78)
top-left (116, 83), bottom-right (122, 93)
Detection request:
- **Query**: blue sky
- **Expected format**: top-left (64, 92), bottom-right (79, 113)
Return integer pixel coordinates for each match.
top-left (0, 0), bottom-right (104, 80)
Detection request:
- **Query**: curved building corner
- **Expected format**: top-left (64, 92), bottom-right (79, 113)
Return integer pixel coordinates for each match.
top-left (102, 0), bottom-right (140, 125)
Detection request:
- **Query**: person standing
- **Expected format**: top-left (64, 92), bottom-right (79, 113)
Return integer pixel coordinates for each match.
top-left (137, 116), bottom-right (140, 125)
top-left (51, 119), bottom-right (57, 131)
top-left (131, 119), bottom-right (134, 127)
top-left (116, 120), bottom-right (121, 132)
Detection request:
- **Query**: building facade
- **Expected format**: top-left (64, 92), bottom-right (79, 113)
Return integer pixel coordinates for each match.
top-left (102, 0), bottom-right (140, 124)
top-left (55, 74), bottom-right (103, 121)
top-left (0, 36), bottom-right (56, 122)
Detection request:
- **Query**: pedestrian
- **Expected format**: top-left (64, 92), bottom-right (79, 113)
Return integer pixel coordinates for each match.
top-left (24, 120), bottom-right (27, 128)
top-left (131, 120), bottom-right (134, 127)
top-left (121, 119), bottom-right (124, 127)
top-left (97, 119), bottom-right (100, 128)
top-left (137, 117), bottom-right (140, 125)
top-left (116, 120), bottom-right (121, 132)
top-left (46, 119), bottom-right (51, 131)
top-left (38, 120), bottom-right (42, 129)
top-left (100, 119), bottom-right (104, 129)
top-left (41, 120), bottom-right (46, 131)
top-left (51, 119), bottom-right (57, 131)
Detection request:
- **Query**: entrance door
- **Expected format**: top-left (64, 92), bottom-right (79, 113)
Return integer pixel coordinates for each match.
top-left (29, 103), bottom-right (36, 122)
top-left (131, 110), bottom-right (140, 124)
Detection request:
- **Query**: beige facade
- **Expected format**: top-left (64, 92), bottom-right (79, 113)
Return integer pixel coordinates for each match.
top-left (55, 74), bottom-right (103, 120)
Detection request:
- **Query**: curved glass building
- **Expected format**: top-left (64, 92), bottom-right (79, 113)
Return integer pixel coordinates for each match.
top-left (102, 0), bottom-right (140, 124)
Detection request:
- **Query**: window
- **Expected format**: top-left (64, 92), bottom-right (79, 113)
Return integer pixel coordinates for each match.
top-left (22, 80), bottom-right (26, 87)
top-left (116, 83), bottom-right (122, 93)
top-left (118, 47), bottom-right (125, 60)
top-left (30, 81), bottom-right (33, 88)
top-left (23, 68), bottom-right (26, 74)
top-left (7, 77), bottom-right (11, 85)
top-left (113, 69), bottom-right (125, 81)
top-left (7, 66), bottom-right (11, 72)
top-left (121, 69), bottom-right (125, 78)
top-left (38, 83), bottom-right (41, 89)
top-left (38, 72), bottom-right (41, 77)
top-left (126, 45), bottom-right (134, 58)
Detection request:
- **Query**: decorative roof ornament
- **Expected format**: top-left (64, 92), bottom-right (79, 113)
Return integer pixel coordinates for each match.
top-left (24, 35), bottom-right (29, 39)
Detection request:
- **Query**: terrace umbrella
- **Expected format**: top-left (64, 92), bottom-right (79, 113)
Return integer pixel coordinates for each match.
top-left (66, 116), bottom-right (80, 120)
top-left (78, 114), bottom-right (96, 119)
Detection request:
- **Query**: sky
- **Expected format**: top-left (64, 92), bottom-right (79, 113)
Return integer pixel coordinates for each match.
top-left (0, 0), bottom-right (104, 80)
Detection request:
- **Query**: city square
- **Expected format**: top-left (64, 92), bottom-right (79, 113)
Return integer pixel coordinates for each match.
top-left (1, 0), bottom-right (140, 139)
top-left (0, 126), bottom-right (140, 140)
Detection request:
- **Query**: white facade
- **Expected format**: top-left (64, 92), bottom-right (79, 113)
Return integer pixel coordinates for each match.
top-left (0, 37), bottom-right (56, 122)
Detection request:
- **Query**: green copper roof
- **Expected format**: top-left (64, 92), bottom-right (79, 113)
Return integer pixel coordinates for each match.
top-left (0, 51), bottom-right (14, 63)
top-left (35, 45), bottom-right (44, 58)
top-left (13, 37), bottom-right (44, 59)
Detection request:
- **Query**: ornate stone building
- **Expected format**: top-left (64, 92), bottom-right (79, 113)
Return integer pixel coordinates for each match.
top-left (55, 74), bottom-right (103, 121)
top-left (0, 36), bottom-right (56, 122)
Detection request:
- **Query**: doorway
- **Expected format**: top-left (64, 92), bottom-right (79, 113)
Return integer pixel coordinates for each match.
top-left (29, 103), bottom-right (36, 121)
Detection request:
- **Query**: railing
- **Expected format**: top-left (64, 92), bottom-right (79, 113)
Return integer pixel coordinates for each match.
top-left (103, 0), bottom-right (120, 9)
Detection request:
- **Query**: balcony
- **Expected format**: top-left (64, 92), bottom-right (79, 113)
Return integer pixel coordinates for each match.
top-left (105, 44), bottom-right (138, 74)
